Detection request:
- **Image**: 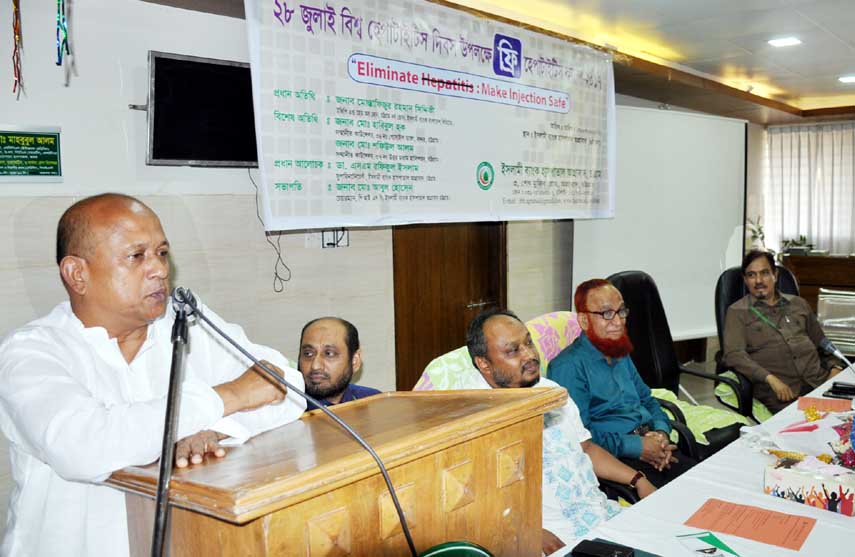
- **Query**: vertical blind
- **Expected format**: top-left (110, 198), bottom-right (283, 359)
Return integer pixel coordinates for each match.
top-left (765, 122), bottom-right (855, 254)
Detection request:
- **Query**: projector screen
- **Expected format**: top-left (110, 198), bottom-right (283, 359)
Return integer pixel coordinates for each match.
top-left (573, 105), bottom-right (746, 340)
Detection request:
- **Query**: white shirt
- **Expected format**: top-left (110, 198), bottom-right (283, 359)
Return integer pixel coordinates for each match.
top-left (439, 373), bottom-right (619, 548)
top-left (0, 301), bottom-right (306, 557)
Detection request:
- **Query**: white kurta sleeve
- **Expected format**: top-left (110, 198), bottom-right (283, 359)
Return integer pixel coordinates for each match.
top-left (190, 303), bottom-right (306, 439)
top-left (539, 379), bottom-right (592, 444)
top-left (0, 336), bottom-right (224, 483)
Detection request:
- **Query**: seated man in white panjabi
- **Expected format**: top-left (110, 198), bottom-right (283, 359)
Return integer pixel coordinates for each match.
top-left (415, 309), bottom-right (656, 555)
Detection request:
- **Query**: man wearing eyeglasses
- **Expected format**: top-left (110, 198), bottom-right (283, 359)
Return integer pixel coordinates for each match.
top-left (722, 250), bottom-right (844, 413)
top-left (547, 279), bottom-right (696, 488)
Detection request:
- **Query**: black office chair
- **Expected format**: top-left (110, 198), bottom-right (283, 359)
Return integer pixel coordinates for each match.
top-left (607, 270), bottom-right (743, 460)
top-left (713, 265), bottom-right (800, 419)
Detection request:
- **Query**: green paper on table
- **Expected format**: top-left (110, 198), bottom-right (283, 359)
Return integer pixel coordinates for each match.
top-left (676, 531), bottom-right (740, 556)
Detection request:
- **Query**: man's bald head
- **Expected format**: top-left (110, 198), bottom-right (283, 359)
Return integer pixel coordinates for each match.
top-left (56, 193), bottom-right (153, 265)
top-left (56, 193), bottom-right (170, 337)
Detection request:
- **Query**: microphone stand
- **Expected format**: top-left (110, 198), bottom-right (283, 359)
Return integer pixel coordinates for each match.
top-left (835, 351), bottom-right (855, 372)
top-left (821, 338), bottom-right (855, 372)
top-left (150, 293), bottom-right (191, 557)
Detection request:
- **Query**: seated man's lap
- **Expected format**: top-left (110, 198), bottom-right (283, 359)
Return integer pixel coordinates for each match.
top-left (618, 451), bottom-right (697, 488)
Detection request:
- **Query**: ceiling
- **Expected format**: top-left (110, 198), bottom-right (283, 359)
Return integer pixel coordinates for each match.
top-left (484, 0), bottom-right (855, 110)
top-left (460, 0), bottom-right (855, 123)
top-left (146, 0), bottom-right (855, 124)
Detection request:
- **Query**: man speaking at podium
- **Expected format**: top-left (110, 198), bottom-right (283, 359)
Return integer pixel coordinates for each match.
top-left (0, 194), bottom-right (306, 556)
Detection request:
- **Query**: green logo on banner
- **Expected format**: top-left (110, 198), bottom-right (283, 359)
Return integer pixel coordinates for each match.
top-left (476, 162), bottom-right (494, 190)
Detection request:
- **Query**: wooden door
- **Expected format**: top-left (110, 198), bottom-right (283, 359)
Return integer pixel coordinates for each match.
top-left (393, 222), bottom-right (507, 389)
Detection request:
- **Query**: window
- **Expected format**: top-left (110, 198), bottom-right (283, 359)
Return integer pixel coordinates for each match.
top-left (765, 122), bottom-right (855, 253)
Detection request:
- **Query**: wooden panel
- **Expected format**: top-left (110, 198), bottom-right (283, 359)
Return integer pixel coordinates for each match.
top-left (441, 459), bottom-right (475, 512)
top-left (306, 507), bottom-right (352, 557)
top-left (127, 496), bottom-right (268, 557)
top-left (378, 482), bottom-right (418, 541)
top-left (783, 255), bottom-right (855, 286)
top-left (495, 441), bottom-right (526, 488)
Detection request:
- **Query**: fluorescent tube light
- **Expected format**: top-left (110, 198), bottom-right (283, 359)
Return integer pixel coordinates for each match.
top-left (768, 37), bottom-right (802, 47)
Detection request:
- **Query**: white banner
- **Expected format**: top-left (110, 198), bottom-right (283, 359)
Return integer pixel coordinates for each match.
top-left (246, 0), bottom-right (615, 230)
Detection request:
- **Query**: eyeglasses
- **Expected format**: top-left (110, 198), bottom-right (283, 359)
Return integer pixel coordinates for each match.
top-left (584, 306), bottom-right (630, 321)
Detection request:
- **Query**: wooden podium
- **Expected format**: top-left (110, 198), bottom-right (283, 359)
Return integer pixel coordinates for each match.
top-left (107, 388), bottom-right (566, 557)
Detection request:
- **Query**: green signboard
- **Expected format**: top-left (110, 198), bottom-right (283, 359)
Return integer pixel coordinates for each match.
top-left (0, 129), bottom-right (62, 177)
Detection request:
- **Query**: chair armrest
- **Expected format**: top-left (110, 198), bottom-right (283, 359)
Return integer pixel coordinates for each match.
top-left (678, 365), bottom-right (721, 382)
top-left (721, 369), bottom-right (757, 421)
top-left (679, 365), bottom-right (755, 418)
top-left (669, 419), bottom-right (701, 462)
top-left (654, 397), bottom-right (686, 425)
top-left (598, 479), bottom-right (640, 504)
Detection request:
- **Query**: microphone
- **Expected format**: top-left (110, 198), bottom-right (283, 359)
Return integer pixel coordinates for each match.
top-left (820, 338), bottom-right (853, 370)
top-left (171, 286), bottom-right (198, 314)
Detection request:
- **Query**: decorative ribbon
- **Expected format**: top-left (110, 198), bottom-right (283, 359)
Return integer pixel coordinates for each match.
top-left (55, 0), bottom-right (76, 85)
top-left (12, 0), bottom-right (23, 97)
top-left (55, 0), bottom-right (69, 66)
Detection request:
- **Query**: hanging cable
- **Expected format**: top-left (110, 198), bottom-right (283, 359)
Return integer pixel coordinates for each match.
top-left (248, 169), bottom-right (291, 292)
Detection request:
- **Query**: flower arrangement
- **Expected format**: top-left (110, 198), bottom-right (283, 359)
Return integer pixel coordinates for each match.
top-left (747, 216), bottom-right (765, 248)
top-left (829, 415), bottom-right (855, 470)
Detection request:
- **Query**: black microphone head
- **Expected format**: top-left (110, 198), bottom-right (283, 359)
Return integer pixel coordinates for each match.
top-left (819, 338), bottom-right (837, 355)
top-left (171, 287), bottom-right (197, 314)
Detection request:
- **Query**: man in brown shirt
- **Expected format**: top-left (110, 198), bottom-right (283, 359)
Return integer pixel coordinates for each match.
top-left (723, 250), bottom-right (844, 413)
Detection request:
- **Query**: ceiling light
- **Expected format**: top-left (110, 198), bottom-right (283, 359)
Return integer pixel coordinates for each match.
top-left (839, 76), bottom-right (855, 84)
top-left (768, 37), bottom-right (802, 47)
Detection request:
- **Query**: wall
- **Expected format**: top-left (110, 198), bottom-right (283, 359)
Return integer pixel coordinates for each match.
top-left (507, 220), bottom-right (574, 320)
top-left (0, 0), bottom-right (571, 535)
top-left (745, 123), bottom-right (767, 249)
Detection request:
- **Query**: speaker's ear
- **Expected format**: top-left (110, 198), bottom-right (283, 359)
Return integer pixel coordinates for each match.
top-left (59, 255), bottom-right (88, 295)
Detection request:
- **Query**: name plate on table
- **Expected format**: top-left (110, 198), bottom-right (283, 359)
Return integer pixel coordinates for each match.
top-left (797, 397), bottom-right (853, 413)
top-left (765, 459), bottom-right (855, 517)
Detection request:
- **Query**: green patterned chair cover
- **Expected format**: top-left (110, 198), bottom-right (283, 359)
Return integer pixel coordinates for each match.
top-left (414, 346), bottom-right (476, 391)
top-left (713, 371), bottom-right (774, 423)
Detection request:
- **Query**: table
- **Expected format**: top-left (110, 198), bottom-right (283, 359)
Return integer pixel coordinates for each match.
top-left (582, 368), bottom-right (855, 557)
